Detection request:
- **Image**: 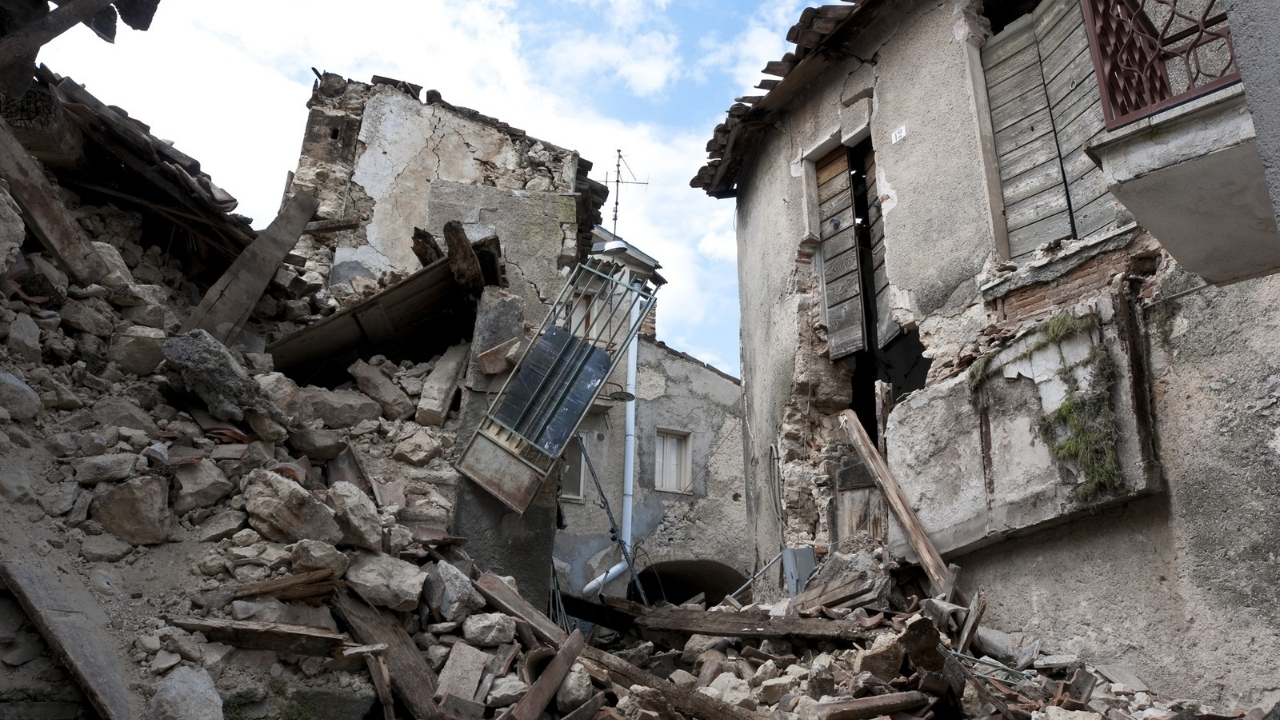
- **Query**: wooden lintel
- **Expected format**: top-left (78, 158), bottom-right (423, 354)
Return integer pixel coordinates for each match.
top-left (634, 606), bottom-right (869, 642)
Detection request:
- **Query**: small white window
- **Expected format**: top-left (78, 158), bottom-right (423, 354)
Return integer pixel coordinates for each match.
top-left (561, 433), bottom-right (586, 501)
top-left (654, 430), bottom-right (692, 493)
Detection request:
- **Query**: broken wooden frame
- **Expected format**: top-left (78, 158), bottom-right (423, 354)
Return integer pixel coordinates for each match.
top-left (458, 257), bottom-right (659, 513)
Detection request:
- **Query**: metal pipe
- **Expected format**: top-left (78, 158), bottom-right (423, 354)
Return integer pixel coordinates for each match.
top-left (582, 269), bottom-right (643, 597)
top-left (727, 551), bottom-right (784, 601)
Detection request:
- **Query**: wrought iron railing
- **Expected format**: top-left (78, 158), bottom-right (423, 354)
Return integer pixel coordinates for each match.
top-left (1080, 0), bottom-right (1241, 130)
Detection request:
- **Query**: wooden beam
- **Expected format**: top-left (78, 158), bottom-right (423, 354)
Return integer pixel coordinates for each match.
top-left (956, 588), bottom-right (986, 655)
top-left (816, 691), bottom-right (930, 720)
top-left (839, 410), bottom-right (950, 596)
top-left (181, 189), bottom-right (318, 344)
top-left (168, 617), bottom-right (350, 657)
top-left (0, 0), bottom-right (116, 71)
top-left (580, 647), bottom-right (768, 720)
top-left (472, 572), bottom-right (569, 647)
top-left (0, 562), bottom-right (140, 720)
top-left (507, 630), bottom-right (584, 720)
top-left (443, 220), bottom-right (485, 294)
top-left (0, 116), bottom-right (108, 286)
top-left (332, 591), bottom-right (446, 720)
top-left (634, 607), bottom-right (870, 642)
top-left (234, 569), bottom-right (336, 600)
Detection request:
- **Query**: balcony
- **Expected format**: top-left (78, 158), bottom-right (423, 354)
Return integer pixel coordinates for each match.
top-left (1082, 0), bottom-right (1280, 285)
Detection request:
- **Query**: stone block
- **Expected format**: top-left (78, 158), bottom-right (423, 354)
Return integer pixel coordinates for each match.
top-left (328, 481), bottom-right (383, 551)
top-left (416, 343), bottom-right (469, 426)
top-left (304, 386), bottom-right (381, 429)
top-left (461, 613), bottom-right (516, 647)
top-left (108, 325), bottom-right (167, 375)
top-left (393, 429), bottom-right (441, 467)
top-left (80, 533), bottom-right (132, 562)
top-left (0, 372), bottom-right (40, 421)
top-left (349, 359), bottom-right (414, 420)
top-left (243, 468), bottom-right (342, 544)
top-left (288, 426), bottom-right (345, 461)
top-left (59, 299), bottom-right (114, 337)
top-left (291, 538), bottom-right (350, 577)
top-left (344, 552), bottom-right (427, 611)
top-left (73, 453), bottom-right (137, 485)
top-left (6, 313), bottom-right (40, 363)
top-left (92, 476), bottom-right (173, 545)
top-left (435, 642), bottom-right (491, 702)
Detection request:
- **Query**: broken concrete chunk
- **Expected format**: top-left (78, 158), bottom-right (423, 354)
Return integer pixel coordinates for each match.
top-left (304, 386), bottom-right (381, 429)
top-left (416, 343), bottom-right (469, 426)
top-left (393, 429), bottom-right (441, 467)
top-left (243, 468), bottom-right (342, 544)
top-left (108, 325), bottom-right (167, 375)
top-left (423, 560), bottom-right (486, 623)
top-left (59, 298), bottom-right (115, 337)
top-left (709, 672), bottom-right (757, 710)
top-left (462, 612), bottom-right (516, 647)
top-left (475, 337), bottom-right (522, 375)
top-left (0, 372), bottom-right (41, 421)
top-left (121, 303), bottom-right (165, 328)
top-left (38, 482), bottom-right (79, 516)
top-left (759, 676), bottom-right (797, 705)
top-left (7, 313), bottom-right (40, 363)
top-left (92, 475), bottom-right (173, 545)
top-left (171, 459), bottom-right (234, 514)
top-left (669, 669), bottom-right (697, 690)
top-left (348, 359), bottom-right (415, 420)
top-left (80, 532), bottom-right (132, 562)
top-left (110, 283), bottom-right (168, 307)
top-left (291, 539), bottom-right (350, 577)
top-left (435, 641), bottom-right (491, 702)
top-left (91, 241), bottom-right (134, 288)
top-left (288, 426), bottom-right (345, 461)
top-left (344, 552), bottom-right (427, 611)
top-left (854, 633), bottom-right (905, 681)
top-left (556, 663), bottom-right (595, 713)
top-left (487, 674), bottom-right (529, 707)
top-left (681, 634), bottom-right (733, 664)
top-left (93, 396), bottom-right (159, 437)
top-left (162, 330), bottom-right (285, 424)
top-left (328, 481), bottom-right (383, 551)
top-left (256, 372), bottom-right (313, 424)
top-left (73, 453), bottom-right (137, 485)
top-left (147, 665), bottom-right (222, 720)
top-left (196, 510), bottom-right (248, 542)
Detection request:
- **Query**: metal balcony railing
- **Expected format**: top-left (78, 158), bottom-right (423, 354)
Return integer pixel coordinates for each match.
top-left (1080, 0), bottom-right (1241, 130)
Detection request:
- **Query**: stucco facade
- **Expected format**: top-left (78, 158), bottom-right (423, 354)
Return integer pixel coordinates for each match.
top-left (700, 0), bottom-right (1280, 706)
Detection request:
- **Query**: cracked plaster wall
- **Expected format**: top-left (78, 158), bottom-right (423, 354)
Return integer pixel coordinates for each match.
top-left (288, 78), bottom-right (579, 306)
top-left (553, 338), bottom-right (747, 597)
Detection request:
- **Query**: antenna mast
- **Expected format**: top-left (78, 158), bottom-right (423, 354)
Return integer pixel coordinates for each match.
top-left (609, 149), bottom-right (648, 238)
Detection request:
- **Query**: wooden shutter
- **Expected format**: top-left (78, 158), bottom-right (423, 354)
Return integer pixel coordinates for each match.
top-left (982, 0), bottom-right (1118, 259)
top-left (817, 148), bottom-right (866, 361)
top-left (1035, 0), bottom-right (1115, 237)
top-left (862, 149), bottom-right (900, 349)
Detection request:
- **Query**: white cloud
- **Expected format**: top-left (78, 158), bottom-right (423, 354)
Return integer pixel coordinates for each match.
top-left (564, 0), bottom-right (673, 31)
top-left (544, 29), bottom-right (682, 97)
top-left (695, 0), bottom-right (808, 94)
top-left (39, 0), bottom-right (753, 374)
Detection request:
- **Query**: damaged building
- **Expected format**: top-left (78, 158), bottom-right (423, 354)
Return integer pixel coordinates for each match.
top-left (0, 0), bottom-right (1278, 719)
top-left (692, 0), bottom-right (1280, 708)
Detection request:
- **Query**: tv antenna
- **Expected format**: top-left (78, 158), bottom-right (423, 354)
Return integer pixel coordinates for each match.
top-left (607, 149), bottom-right (648, 238)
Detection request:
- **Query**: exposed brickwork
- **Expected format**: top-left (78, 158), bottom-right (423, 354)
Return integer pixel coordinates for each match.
top-left (997, 250), bottom-right (1132, 323)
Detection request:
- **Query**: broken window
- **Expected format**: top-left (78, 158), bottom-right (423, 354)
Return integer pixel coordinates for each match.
top-left (654, 430), bottom-right (691, 493)
top-left (980, 0), bottom-right (1122, 259)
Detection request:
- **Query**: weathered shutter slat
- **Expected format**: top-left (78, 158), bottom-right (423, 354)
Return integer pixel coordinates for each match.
top-left (865, 150), bottom-right (899, 349)
top-left (816, 147), bottom-right (866, 361)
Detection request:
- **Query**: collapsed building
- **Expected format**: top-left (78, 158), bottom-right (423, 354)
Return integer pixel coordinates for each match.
top-left (691, 0), bottom-right (1280, 708)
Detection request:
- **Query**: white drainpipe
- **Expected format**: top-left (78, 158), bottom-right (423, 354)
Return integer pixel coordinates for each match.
top-left (582, 289), bottom-right (640, 597)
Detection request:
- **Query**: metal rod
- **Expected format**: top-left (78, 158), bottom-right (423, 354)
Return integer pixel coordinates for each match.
top-left (728, 551), bottom-right (785, 601)
top-left (577, 435), bottom-right (649, 605)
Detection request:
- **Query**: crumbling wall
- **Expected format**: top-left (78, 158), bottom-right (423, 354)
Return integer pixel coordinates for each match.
top-left (554, 338), bottom-right (748, 596)
top-left (287, 75), bottom-right (581, 312)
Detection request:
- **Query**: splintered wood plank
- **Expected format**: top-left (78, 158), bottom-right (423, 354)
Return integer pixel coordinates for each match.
top-left (984, 42), bottom-right (1040, 88)
top-left (817, 171), bottom-right (851, 204)
top-left (987, 62), bottom-right (1045, 112)
top-left (443, 220), bottom-right (485, 294)
top-left (473, 573), bottom-right (568, 647)
top-left (507, 630), bottom-right (584, 720)
top-left (794, 577), bottom-right (876, 611)
top-left (170, 617), bottom-right (349, 656)
top-left (1006, 183), bottom-right (1071, 231)
top-left (957, 588), bottom-right (986, 654)
top-left (332, 591), bottom-right (445, 720)
top-left (994, 106), bottom-right (1054, 158)
top-left (634, 607), bottom-right (869, 641)
top-left (998, 133), bottom-right (1062, 182)
top-left (838, 411), bottom-right (950, 595)
top-left (581, 647), bottom-right (765, 720)
top-left (0, 562), bottom-right (140, 720)
top-left (182, 190), bottom-right (319, 344)
top-left (1001, 159), bottom-right (1065, 207)
top-left (0, 118), bottom-right (109, 286)
top-left (981, 15), bottom-right (1036, 70)
top-left (816, 691), bottom-right (929, 720)
top-left (821, 226), bottom-right (857, 261)
top-left (235, 569), bottom-right (336, 600)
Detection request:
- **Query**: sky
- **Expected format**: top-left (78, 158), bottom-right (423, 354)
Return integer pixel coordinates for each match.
top-left (41, 0), bottom-right (812, 377)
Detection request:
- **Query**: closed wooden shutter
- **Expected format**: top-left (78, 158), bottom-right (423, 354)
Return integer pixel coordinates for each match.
top-left (817, 148), bottom-right (865, 361)
top-left (982, 0), bottom-right (1118, 259)
top-left (862, 149), bottom-right (900, 349)
top-left (1035, 0), bottom-right (1115, 237)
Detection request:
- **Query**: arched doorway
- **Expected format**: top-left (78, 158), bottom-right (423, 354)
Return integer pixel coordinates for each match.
top-left (628, 560), bottom-right (747, 606)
